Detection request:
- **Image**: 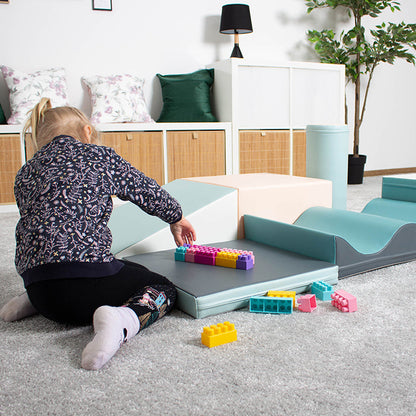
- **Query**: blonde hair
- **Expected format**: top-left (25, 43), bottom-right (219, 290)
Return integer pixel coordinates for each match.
top-left (23, 98), bottom-right (98, 152)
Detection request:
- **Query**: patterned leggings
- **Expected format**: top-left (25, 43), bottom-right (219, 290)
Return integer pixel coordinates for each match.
top-left (26, 261), bottom-right (177, 328)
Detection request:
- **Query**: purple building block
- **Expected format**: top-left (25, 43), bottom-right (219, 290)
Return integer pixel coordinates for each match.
top-left (236, 254), bottom-right (254, 270)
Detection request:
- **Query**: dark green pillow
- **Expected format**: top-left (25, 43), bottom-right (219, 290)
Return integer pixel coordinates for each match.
top-left (0, 103), bottom-right (6, 124)
top-left (157, 69), bottom-right (217, 122)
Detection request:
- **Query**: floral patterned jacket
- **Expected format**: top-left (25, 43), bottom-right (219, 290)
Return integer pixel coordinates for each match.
top-left (14, 136), bottom-right (182, 281)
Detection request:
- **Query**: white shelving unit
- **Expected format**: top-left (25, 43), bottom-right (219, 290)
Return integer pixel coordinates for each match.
top-left (95, 122), bottom-right (232, 181)
top-left (0, 122), bottom-right (232, 181)
top-left (210, 59), bottom-right (346, 174)
top-left (0, 59), bottom-right (344, 207)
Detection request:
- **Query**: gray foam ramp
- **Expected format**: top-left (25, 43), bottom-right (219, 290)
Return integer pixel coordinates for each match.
top-left (295, 207), bottom-right (416, 276)
top-left (124, 239), bottom-right (338, 318)
top-left (334, 224), bottom-right (416, 277)
top-left (244, 209), bottom-right (416, 278)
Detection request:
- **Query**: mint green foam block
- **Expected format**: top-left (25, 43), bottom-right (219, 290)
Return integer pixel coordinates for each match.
top-left (244, 214), bottom-right (336, 263)
top-left (124, 239), bottom-right (338, 318)
top-left (362, 198), bottom-right (416, 223)
top-left (109, 179), bottom-right (235, 254)
top-left (295, 206), bottom-right (407, 255)
top-left (382, 175), bottom-right (416, 203)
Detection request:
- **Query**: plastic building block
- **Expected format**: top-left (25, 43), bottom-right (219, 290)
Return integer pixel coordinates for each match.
top-left (331, 289), bottom-right (357, 312)
top-left (267, 290), bottom-right (296, 309)
top-left (311, 281), bottom-right (334, 301)
top-left (174, 246), bottom-right (187, 262)
top-left (249, 296), bottom-right (293, 314)
top-left (201, 321), bottom-right (237, 348)
top-left (174, 245), bottom-right (254, 270)
top-left (236, 254), bottom-right (254, 270)
top-left (194, 246), bottom-right (219, 266)
top-left (297, 294), bottom-right (317, 312)
top-left (215, 251), bottom-right (238, 268)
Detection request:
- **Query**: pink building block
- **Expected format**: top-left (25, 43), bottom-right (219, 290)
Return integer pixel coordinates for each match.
top-left (331, 289), bottom-right (357, 313)
top-left (184, 246), bottom-right (196, 263)
top-left (193, 246), bottom-right (220, 266)
top-left (297, 294), bottom-right (317, 312)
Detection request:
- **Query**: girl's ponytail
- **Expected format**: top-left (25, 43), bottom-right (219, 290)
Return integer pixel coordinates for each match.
top-left (23, 97), bottom-right (52, 152)
top-left (22, 99), bottom-right (98, 153)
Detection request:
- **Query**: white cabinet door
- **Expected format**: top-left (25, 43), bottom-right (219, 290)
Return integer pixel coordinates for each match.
top-left (292, 68), bottom-right (344, 127)
top-left (238, 66), bottom-right (290, 128)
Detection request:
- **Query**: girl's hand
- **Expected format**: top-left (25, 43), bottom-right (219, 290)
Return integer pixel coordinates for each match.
top-left (170, 217), bottom-right (196, 247)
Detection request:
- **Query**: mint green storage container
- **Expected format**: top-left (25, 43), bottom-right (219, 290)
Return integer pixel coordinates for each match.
top-left (306, 125), bottom-right (349, 209)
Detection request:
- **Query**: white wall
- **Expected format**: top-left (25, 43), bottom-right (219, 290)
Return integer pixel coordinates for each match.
top-left (0, 0), bottom-right (415, 171)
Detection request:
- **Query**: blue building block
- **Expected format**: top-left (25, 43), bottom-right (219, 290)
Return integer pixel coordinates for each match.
top-left (310, 281), bottom-right (334, 301)
top-left (249, 296), bottom-right (293, 314)
top-left (174, 246), bottom-right (188, 262)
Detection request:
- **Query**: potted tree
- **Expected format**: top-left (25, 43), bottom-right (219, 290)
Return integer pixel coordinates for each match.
top-left (306, 0), bottom-right (416, 183)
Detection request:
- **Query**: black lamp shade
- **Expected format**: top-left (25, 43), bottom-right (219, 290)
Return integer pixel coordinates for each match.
top-left (220, 4), bottom-right (253, 34)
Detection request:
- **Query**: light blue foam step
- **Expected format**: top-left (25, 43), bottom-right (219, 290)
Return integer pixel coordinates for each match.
top-left (244, 211), bottom-right (416, 278)
top-left (109, 179), bottom-right (235, 254)
top-left (362, 198), bottom-right (416, 223)
top-left (124, 239), bottom-right (338, 318)
top-left (294, 206), bottom-right (408, 255)
top-left (382, 175), bottom-right (416, 203)
top-left (244, 214), bottom-right (336, 263)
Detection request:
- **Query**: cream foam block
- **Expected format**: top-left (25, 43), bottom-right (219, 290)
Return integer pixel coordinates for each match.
top-left (185, 173), bottom-right (332, 238)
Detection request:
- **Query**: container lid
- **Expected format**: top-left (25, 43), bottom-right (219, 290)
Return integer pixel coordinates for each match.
top-left (306, 124), bottom-right (349, 132)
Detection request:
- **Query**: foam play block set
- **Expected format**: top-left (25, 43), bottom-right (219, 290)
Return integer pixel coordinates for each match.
top-left (109, 173), bottom-right (333, 258)
top-left (186, 173), bottom-right (332, 239)
top-left (244, 186), bottom-right (416, 278)
top-left (124, 239), bottom-right (338, 318)
top-left (113, 173), bottom-right (416, 318)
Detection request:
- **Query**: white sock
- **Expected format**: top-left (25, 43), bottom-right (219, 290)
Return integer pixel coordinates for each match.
top-left (0, 292), bottom-right (38, 322)
top-left (81, 306), bottom-right (140, 371)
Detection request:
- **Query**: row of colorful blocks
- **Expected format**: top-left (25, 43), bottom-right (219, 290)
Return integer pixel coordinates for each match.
top-left (311, 281), bottom-right (357, 313)
top-left (201, 285), bottom-right (357, 348)
top-left (249, 283), bottom-right (357, 315)
top-left (174, 244), bottom-right (255, 270)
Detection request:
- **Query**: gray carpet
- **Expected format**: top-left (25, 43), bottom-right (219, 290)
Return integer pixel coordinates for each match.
top-left (1, 176), bottom-right (415, 416)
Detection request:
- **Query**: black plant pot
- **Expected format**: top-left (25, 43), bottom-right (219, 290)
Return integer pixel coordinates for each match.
top-left (348, 154), bottom-right (367, 184)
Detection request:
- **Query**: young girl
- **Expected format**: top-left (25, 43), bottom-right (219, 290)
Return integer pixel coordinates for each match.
top-left (0, 98), bottom-right (196, 370)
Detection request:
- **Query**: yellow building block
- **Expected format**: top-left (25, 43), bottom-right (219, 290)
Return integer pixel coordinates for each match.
top-left (215, 251), bottom-right (239, 268)
top-left (267, 290), bottom-right (297, 309)
top-left (201, 321), bottom-right (237, 348)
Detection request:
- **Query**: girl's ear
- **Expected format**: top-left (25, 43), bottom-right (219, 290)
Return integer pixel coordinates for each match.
top-left (82, 125), bottom-right (93, 143)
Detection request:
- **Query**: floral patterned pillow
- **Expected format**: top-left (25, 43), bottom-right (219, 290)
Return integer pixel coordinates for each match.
top-left (82, 74), bottom-right (154, 124)
top-left (1, 66), bottom-right (68, 125)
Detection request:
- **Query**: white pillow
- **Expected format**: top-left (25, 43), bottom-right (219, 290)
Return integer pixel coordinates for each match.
top-left (1, 66), bottom-right (68, 125)
top-left (82, 74), bottom-right (154, 124)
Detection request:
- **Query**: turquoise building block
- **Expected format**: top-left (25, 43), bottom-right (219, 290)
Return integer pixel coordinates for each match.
top-left (249, 296), bottom-right (293, 314)
top-left (311, 281), bottom-right (334, 301)
top-left (174, 246), bottom-right (188, 261)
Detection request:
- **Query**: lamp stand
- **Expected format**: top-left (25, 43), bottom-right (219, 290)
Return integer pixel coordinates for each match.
top-left (231, 32), bottom-right (243, 58)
